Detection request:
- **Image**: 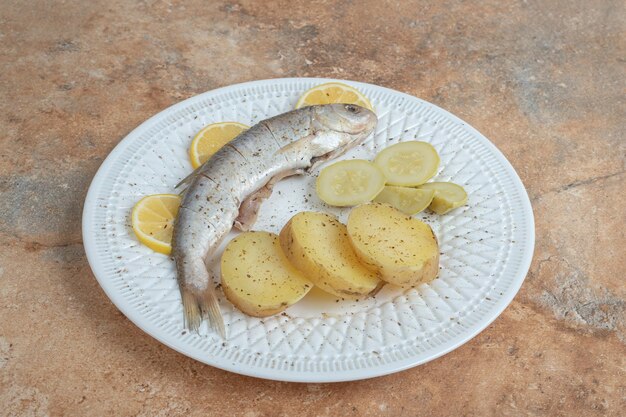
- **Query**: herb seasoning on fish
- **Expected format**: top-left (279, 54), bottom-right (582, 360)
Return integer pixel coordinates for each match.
top-left (172, 104), bottom-right (377, 337)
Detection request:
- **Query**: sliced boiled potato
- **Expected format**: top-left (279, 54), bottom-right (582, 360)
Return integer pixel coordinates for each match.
top-left (374, 141), bottom-right (439, 186)
top-left (316, 159), bottom-right (386, 207)
top-left (418, 182), bottom-right (468, 214)
top-left (279, 212), bottom-right (382, 298)
top-left (347, 203), bottom-right (439, 288)
top-left (373, 186), bottom-right (435, 215)
top-left (221, 231), bottom-right (313, 317)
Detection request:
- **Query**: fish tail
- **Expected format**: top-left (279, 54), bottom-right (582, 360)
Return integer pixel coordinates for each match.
top-left (202, 289), bottom-right (226, 339)
top-left (181, 289), bottom-right (203, 332)
top-left (181, 287), bottom-right (226, 338)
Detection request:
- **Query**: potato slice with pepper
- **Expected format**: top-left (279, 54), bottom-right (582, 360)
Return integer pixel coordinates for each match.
top-left (347, 203), bottom-right (439, 287)
top-left (279, 211), bottom-right (382, 298)
top-left (221, 231), bottom-right (313, 317)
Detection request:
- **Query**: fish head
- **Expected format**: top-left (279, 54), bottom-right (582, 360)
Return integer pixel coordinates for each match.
top-left (313, 103), bottom-right (377, 136)
top-left (306, 104), bottom-right (377, 166)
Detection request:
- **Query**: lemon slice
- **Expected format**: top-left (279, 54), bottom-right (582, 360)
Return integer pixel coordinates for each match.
top-left (316, 159), bottom-right (386, 207)
top-left (295, 82), bottom-right (374, 111)
top-left (373, 186), bottom-right (435, 215)
top-left (189, 122), bottom-right (249, 169)
top-left (374, 141), bottom-right (439, 186)
top-left (131, 194), bottom-right (181, 255)
top-left (418, 182), bottom-right (468, 214)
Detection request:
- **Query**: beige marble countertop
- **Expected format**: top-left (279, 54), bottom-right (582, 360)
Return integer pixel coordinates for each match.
top-left (1, 1), bottom-right (624, 416)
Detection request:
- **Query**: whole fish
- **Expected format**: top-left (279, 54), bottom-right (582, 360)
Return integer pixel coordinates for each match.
top-left (172, 104), bottom-right (377, 337)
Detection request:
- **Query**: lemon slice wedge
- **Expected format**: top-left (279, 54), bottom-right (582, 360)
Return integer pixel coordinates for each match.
top-left (189, 122), bottom-right (249, 169)
top-left (316, 160), bottom-right (386, 207)
top-left (295, 82), bottom-right (374, 111)
top-left (373, 186), bottom-right (435, 215)
top-left (374, 141), bottom-right (439, 186)
top-left (131, 194), bottom-right (181, 255)
top-left (418, 182), bottom-right (468, 214)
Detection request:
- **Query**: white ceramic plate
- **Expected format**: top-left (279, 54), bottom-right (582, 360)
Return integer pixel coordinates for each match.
top-left (82, 78), bottom-right (534, 382)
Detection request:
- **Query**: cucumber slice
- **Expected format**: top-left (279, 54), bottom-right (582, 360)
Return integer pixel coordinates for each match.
top-left (374, 141), bottom-right (439, 186)
top-left (418, 182), bottom-right (468, 214)
top-left (373, 186), bottom-right (435, 215)
top-left (316, 159), bottom-right (386, 207)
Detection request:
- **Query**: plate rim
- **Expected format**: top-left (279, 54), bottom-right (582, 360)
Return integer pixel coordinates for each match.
top-left (82, 77), bottom-right (535, 382)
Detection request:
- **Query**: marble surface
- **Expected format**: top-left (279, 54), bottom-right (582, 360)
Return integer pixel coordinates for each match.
top-left (1, 0), bottom-right (624, 416)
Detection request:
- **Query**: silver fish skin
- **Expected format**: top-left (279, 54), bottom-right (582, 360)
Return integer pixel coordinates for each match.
top-left (172, 104), bottom-right (377, 337)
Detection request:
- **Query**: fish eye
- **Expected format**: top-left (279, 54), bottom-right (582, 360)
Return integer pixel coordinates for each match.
top-left (344, 104), bottom-right (359, 113)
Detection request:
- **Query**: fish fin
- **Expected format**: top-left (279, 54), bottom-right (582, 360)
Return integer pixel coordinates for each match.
top-left (202, 290), bottom-right (226, 339)
top-left (181, 289), bottom-right (203, 332)
top-left (308, 146), bottom-right (352, 172)
top-left (274, 133), bottom-right (317, 156)
top-left (181, 287), bottom-right (226, 338)
top-left (175, 164), bottom-right (206, 189)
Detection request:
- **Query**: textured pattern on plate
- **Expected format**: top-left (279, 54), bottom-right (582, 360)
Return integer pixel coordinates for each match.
top-left (82, 78), bottom-right (534, 382)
